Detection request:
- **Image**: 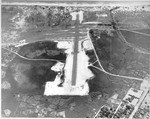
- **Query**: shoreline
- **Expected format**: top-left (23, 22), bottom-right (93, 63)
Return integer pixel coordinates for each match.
top-left (2, 1), bottom-right (150, 7)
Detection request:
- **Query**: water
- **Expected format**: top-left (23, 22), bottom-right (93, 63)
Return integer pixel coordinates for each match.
top-left (18, 41), bottom-right (67, 61)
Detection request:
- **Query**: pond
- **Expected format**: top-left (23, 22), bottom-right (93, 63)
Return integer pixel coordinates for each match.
top-left (18, 41), bottom-right (67, 61)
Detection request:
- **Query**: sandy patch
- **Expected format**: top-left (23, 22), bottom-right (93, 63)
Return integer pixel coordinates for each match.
top-left (44, 41), bottom-right (94, 95)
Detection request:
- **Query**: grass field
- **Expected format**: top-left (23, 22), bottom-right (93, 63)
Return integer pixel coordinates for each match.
top-left (120, 29), bottom-right (150, 51)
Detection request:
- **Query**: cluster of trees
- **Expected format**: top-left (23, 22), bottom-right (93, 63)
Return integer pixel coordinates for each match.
top-left (84, 11), bottom-right (98, 22)
top-left (25, 6), bottom-right (72, 29)
top-left (89, 29), bottom-right (112, 61)
top-left (2, 6), bottom-right (22, 15)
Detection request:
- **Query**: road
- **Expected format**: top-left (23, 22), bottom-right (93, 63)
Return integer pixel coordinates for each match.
top-left (116, 30), bottom-right (150, 54)
top-left (2, 22), bottom-right (147, 83)
top-left (129, 89), bottom-right (149, 119)
top-left (87, 28), bottom-right (145, 81)
top-left (2, 10), bottom-right (149, 85)
top-left (71, 14), bottom-right (80, 86)
top-left (119, 29), bottom-right (150, 37)
top-left (90, 65), bottom-right (143, 81)
top-left (109, 10), bottom-right (150, 54)
top-left (2, 47), bottom-right (62, 62)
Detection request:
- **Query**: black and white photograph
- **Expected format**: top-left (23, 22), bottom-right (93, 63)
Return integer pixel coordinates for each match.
top-left (1, 0), bottom-right (150, 118)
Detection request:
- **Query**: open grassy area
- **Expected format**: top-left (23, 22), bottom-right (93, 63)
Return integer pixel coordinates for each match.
top-left (89, 29), bottom-right (150, 78)
top-left (120, 29), bottom-right (150, 51)
top-left (1, 53), bottom-right (58, 115)
top-left (2, 4), bottom-right (150, 118)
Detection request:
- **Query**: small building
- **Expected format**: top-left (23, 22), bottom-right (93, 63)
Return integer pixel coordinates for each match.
top-left (123, 88), bottom-right (144, 106)
top-left (124, 88), bottom-right (143, 99)
top-left (70, 10), bottom-right (84, 24)
top-left (78, 10), bottom-right (84, 23)
top-left (130, 98), bottom-right (139, 106)
top-left (70, 11), bottom-right (77, 21)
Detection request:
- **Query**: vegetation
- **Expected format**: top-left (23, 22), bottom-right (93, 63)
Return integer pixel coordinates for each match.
top-left (25, 6), bottom-right (72, 29)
